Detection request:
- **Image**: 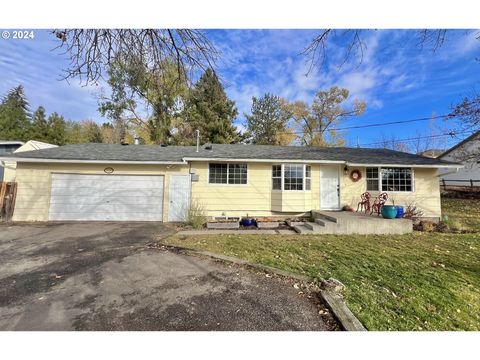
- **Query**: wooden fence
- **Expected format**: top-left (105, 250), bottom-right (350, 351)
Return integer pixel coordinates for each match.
top-left (440, 179), bottom-right (480, 189)
top-left (0, 182), bottom-right (17, 221)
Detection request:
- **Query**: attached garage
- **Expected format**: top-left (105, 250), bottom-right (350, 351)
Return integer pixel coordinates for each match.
top-left (49, 174), bottom-right (165, 221)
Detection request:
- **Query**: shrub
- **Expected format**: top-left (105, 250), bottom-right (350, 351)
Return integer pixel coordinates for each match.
top-left (186, 201), bottom-right (207, 229)
top-left (419, 220), bottom-right (435, 232)
top-left (404, 202), bottom-right (424, 219)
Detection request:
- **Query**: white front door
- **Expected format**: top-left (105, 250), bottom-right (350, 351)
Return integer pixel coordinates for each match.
top-left (168, 174), bottom-right (191, 222)
top-left (320, 165), bottom-right (340, 210)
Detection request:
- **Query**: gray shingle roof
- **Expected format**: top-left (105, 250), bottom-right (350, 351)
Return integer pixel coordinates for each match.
top-left (2, 143), bottom-right (460, 167)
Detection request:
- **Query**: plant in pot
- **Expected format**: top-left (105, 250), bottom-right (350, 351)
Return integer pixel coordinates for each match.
top-left (381, 198), bottom-right (398, 219)
top-left (240, 213), bottom-right (256, 227)
top-left (395, 202), bottom-right (405, 218)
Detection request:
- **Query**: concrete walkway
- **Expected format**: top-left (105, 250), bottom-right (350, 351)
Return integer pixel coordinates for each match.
top-left (178, 229), bottom-right (296, 235)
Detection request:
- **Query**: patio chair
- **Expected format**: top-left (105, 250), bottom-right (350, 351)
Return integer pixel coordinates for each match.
top-left (356, 192), bottom-right (371, 213)
top-left (370, 192), bottom-right (388, 216)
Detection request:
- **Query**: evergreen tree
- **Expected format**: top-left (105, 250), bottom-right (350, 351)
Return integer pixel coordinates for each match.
top-left (0, 85), bottom-right (32, 141)
top-left (185, 68), bottom-right (240, 144)
top-left (245, 93), bottom-right (293, 145)
top-left (47, 112), bottom-right (67, 145)
top-left (31, 106), bottom-right (49, 142)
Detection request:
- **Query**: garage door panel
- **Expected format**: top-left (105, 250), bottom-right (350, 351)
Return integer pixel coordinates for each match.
top-left (49, 174), bottom-right (164, 221)
top-left (51, 179), bottom-right (164, 190)
top-left (50, 212), bottom-right (163, 221)
top-left (50, 187), bottom-right (164, 198)
top-left (50, 202), bottom-right (162, 213)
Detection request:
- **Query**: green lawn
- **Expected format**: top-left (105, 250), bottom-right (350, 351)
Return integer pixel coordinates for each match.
top-left (162, 198), bottom-right (480, 331)
top-left (441, 197), bottom-right (480, 231)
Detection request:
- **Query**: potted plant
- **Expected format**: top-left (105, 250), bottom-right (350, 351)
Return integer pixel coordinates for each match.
top-left (381, 198), bottom-right (398, 219)
top-left (395, 205), bottom-right (405, 218)
top-left (240, 214), bottom-right (256, 227)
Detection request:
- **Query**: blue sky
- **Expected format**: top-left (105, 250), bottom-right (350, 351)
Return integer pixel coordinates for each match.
top-left (0, 29), bottom-right (478, 149)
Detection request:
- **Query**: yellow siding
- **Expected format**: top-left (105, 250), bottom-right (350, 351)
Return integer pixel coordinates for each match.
top-left (12, 161), bottom-right (442, 221)
top-left (341, 167), bottom-right (441, 218)
top-left (191, 161), bottom-right (315, 217)
top-left (13, 162), bottom-right (190, 222)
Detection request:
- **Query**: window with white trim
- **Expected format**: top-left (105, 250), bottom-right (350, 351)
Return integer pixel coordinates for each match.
top-left (366, 167), bottom-right (413, 192)
top-left (272, 164), bottom-right (311, 191)
top-left (284, 164), bottom-right (304, 190)
top-left (272, 165), bottom-right (282, 190)
top-left (366, 167), bottom-right (379, 191)
top-left (381, 167), bottom-right (412, 192)
top-left (209, 163), bottom-right (247, 184)
top-left (305, 165), bottom-right (311, 191)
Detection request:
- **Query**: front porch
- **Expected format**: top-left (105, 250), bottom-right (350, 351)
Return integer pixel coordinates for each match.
top-left (294, 210), bottom-right (413, 235)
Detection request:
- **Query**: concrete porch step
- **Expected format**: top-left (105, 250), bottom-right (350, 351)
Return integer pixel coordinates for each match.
top-left (293, 224), bottom-right (315, 234)
top-left (313, 211), bottom-right (338, 223)
top-left (296, 210), bottom-right (414, 235)
top-left (304, 221), bottom-right (326, 232)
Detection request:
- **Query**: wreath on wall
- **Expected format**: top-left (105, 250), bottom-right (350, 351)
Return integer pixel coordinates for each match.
top-left (350, 169), bottom-right (362, 182)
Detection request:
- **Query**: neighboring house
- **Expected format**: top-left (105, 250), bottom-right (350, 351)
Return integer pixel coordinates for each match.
top-left (1, 140), bottom-right (58, 182)
top-left (418, 149), bottom-right (445, 158)
top-left (0, 141), bottom-right (24, 181)
top-left (438, 131), bottom-right (480, 187)
top-left (0, 143), bottom-right (460, 222)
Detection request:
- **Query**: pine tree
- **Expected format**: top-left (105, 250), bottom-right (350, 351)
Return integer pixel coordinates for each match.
top-left (47, 113), bottom-right (67, 145)
top-left (185, 69), bottom-right (240, 144)
top-left (245, 93), bottom-right (293, 145)
top-left (0, 85), bottom-right (32, 141)
top-left (31, 106), bottom-right (49, 142)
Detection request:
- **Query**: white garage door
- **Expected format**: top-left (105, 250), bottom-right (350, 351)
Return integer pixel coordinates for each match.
top-left (49, 174), bottom-right (164, 221)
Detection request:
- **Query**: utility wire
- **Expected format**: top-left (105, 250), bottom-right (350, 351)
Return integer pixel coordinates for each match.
top-left (333, 114), bottom-right (451, 131)
top-left (274, 113), bottom-right (453, 135)
top-left (358, 130), bottom-right (472, 147)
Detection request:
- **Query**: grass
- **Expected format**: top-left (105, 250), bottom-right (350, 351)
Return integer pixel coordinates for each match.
top-left (441, 197), bottom-right (480, 231)
top-left (162, 198), bottom-right (480, 331)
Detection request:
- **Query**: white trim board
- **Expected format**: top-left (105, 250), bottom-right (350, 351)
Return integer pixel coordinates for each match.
top-left (0, 157), bottom-right (461, 169)
top-left (0, 157), bottom-right (187, 165)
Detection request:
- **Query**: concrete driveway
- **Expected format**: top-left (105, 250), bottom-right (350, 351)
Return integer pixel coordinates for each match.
top-left (0, 222), bottom-right (336, 331)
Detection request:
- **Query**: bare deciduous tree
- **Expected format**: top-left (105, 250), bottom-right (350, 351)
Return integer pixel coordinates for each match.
top-left (52, 29), bottom-right (219, 85)
top-left (303, 29), bottom-right (479, 73)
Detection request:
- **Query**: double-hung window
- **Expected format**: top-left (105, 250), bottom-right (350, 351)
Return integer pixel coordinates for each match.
top-left (272, 165), bottom-right (282, 190)
top-left (284, 164), bottom-right (304, 190)
top-left (272, 164), bottom-right (311, 191)
top-left (209, 163), bottom-right (247, 185)
top-left (366, 168), bottom-right (379, 191)
top-left (366, 167), bottom-right (413, 192)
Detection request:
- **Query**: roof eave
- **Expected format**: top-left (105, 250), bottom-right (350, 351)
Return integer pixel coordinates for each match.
top-left (346, 162), bottom-right (463, 169)
top-left (183, 157), bottom-right (346, 164)
top-left (0, 157), bottom-right (187, 165)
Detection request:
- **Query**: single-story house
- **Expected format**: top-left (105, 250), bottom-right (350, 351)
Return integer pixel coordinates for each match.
top-left (439, 131), bottom-right (480, 187)
top-left (1, 140), bottom-right (57, 182)
top-left (0, 143), bottom-right (460, 222)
